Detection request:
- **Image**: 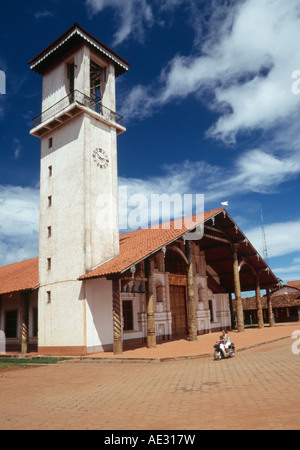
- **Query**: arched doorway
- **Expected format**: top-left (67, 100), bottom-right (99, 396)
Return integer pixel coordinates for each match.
top-left (166, 247), bottom-right (188, 337)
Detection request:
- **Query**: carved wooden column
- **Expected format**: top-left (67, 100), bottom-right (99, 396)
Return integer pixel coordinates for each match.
top-left (266, 288), bottom-right (275, 327)
top-left (232, 244), bottom-right (244, 332)
top-left (145, 258), bottom-right (156, 348)
top-left (186, 241), bottom-right (197, 341)
top-left (255, 273), bottom-right (264, 329)
top-left (112, 279), bottom-right (122, 355)
top-left (21, 292), bottom-right (29, 354)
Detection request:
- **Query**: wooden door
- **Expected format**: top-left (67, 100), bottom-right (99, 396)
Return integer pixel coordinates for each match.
top-left (169, 285), bottom-right (188, 336)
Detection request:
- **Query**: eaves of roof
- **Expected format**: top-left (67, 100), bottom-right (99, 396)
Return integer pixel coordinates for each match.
top-left (29, 23), bottom-right (130, 76)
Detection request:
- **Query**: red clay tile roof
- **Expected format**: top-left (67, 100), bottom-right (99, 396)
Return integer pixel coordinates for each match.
top-left (0, 209), bottom-right (222, 294)
top-left (0, 207), bottom-right (277, 293)
top-left (0, 257), bottom-right (39, 295)
top-left (80, 208), bottom-right (224, 280)
top-left (233, 292), bottom-right (300, 310)
top-left (287, 281), bottom-right (300, 288)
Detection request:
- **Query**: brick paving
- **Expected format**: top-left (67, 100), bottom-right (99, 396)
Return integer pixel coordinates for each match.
top-left (83, 323), bottom-right (299, 360)
top-left (0, 324), bottom-right (300, 430)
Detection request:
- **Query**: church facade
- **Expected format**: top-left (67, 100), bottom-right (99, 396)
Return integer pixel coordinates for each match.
top-left (0, 25), bottom-right (279, 356)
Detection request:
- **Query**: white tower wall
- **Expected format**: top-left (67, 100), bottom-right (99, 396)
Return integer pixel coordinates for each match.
top-left (30, 27), bottom-right (129, 354)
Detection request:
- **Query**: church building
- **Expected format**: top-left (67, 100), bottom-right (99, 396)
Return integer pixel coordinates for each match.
top-left (0, 24), bottom-right (279, 356)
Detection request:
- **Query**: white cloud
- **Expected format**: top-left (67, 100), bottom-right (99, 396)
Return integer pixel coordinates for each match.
top-left (86, 0), bottom-right (200, 46)
top-left (86, 0), bottom-right (154, 45)
top-left (0, 185), bottom-right (39, 266)
top-left (115, 0), bottom-right (300, 202)
top-left (34, 10), bottom-right (54, 20)
top-left (118, 147), bottom-right (300, 226)
top-left (1, 172), bottom-right (298, 267)
top-left (214, 149), bottom-right (300, 195)
top-left (12, 138), bottom-right (23, 160)
top-left (87, 0), bottom-right (300, 160)
top-left (119, 0), bottom-right (300, 145)
top-left (245, 219), bottom-right (300, 260)
top-left (271, 256), bottom-right (300, 283)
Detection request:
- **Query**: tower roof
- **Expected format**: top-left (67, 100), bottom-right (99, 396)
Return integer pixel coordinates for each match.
top-left (29, 23), bottom-right (130, 77)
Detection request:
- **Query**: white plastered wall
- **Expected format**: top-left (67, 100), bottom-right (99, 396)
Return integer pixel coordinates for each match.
top-left (85, 278), bottom-right (113, 353)
top-left (38, 282), bottom-right (85, 348)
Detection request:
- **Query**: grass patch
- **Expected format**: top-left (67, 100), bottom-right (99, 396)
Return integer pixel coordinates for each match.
top-left (0, 357), bottom-right (68, 371)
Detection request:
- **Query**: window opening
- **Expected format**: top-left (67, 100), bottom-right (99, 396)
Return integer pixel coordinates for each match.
top-left (123, 300), bottom-right (133, 331)
top-left (67, 62), bottom-right (75, 101)
top-left (90, 60), bottom-right (103, 114)
top-left (5, 311), bottom-right (17, 338)
top-left (209, 300), bottom-right (214, 322)
top-left (156, 285), bottom-right (163, 302)
top-left (33, 308), bottom-right (38, 337)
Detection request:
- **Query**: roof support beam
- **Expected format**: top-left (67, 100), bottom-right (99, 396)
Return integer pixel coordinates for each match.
top-left (203, 233), bottom-right (232, 245)
top-left (204, 225), bottom-right (228, 236)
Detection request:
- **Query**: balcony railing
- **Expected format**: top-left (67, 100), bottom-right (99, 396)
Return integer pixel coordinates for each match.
top-left (32, 89), bottom-right (124, 129)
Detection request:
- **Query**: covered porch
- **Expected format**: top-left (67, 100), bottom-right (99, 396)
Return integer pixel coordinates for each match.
top-left (82, 208), bottom-right (279, 355)
top-left (0, 257), bottom-right (39, 354)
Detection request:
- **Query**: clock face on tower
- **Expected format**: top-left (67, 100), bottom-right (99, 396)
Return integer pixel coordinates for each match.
top-left (92, 148), bottom-right (109, 169)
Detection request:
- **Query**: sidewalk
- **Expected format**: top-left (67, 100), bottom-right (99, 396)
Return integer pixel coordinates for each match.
top-left (80, 323), bottom-right (298, 362)
top-left (2, 323), bottom-right (297, 362)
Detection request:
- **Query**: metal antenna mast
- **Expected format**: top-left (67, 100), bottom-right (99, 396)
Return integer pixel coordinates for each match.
top-left (260, 207), bottom-right (269, 264)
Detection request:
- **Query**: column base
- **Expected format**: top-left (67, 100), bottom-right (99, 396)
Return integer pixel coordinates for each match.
top-left (147, 334), bottom-right (156, 349)
top-left (113, 339), bottom-right (123, 355)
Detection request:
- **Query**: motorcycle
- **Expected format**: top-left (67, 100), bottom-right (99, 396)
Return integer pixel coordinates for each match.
top-left (214, 340), bottom-right (235, 360)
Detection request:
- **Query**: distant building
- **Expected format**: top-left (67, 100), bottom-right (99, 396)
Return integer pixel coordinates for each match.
top-left (0, 24), bottom-right (279, 355)
top-left (234, 282), bottom-right (300, 324)
top-left (287, 280), bottom-right (300, 289)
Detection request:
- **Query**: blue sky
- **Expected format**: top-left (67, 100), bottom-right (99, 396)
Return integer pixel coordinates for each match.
top-left (0, 0), bottom-right (300, 287)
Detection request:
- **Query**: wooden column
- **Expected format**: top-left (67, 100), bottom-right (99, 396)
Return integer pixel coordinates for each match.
top-left (255, 274), bottom-right (264, 329)
top-left (146, 258), bottom-right (156, 348)
top-left (266, 289), bottom-right (275, 327)
top-left (186, 241), bottom-right (197, 341)
top-left (232, 244), bottom-right (244, 332)
top-left (112, 279), bottom-right (122, 355)
top-left (21, 292), bottom-right (29, 354)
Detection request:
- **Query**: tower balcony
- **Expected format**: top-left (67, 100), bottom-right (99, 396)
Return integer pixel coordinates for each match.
top-left (30, 89), bottom-right (126, 138)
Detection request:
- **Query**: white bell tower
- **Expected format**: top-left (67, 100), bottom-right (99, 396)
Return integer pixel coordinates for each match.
top-left (29, 24), bottom-right (129, 354)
